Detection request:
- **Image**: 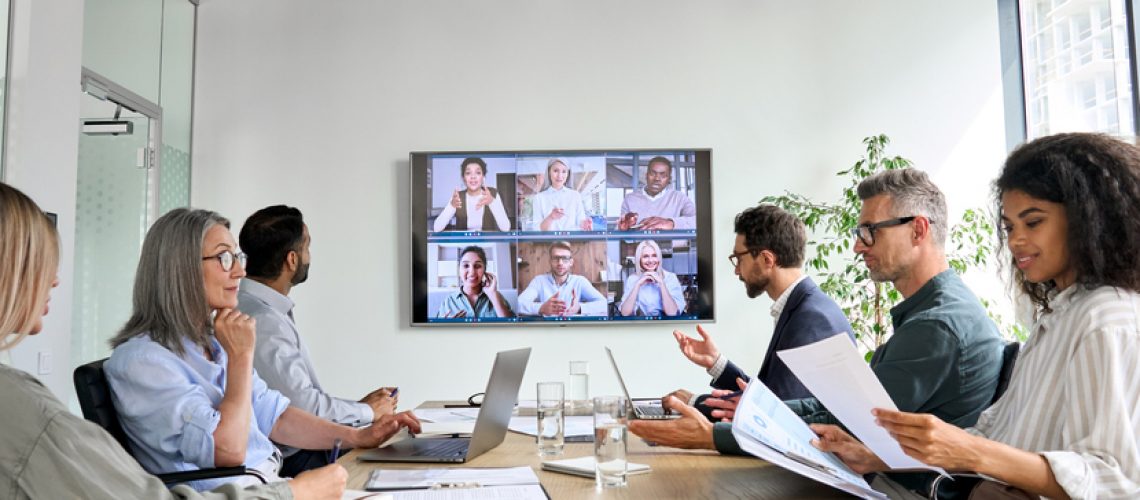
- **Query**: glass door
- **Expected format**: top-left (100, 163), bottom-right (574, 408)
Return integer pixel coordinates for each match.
top-left (71, 69), bottom-right (162, 364)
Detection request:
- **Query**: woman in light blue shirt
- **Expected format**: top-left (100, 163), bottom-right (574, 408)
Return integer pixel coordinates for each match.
top-left (435, 245), bottom-right (515, 319)
top-left (618, 240), bottom-right (685, 316)
top-left (106, 208), bottom-right (420, 491)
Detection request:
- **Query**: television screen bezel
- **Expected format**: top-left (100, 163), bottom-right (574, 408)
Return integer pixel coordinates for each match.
top-left (410, 148), bottom-right (715, 326)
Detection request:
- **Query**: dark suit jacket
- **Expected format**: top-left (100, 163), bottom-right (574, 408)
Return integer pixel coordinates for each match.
top-left (696, 277), bottom-right (853, 418)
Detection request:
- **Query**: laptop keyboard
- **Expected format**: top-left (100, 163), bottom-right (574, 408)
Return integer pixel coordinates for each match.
top-left (413, 439), bottom-right (469, 457)
top-left (637, 405), bottom-right (667, 416)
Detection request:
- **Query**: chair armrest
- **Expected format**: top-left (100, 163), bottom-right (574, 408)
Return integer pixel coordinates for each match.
top-left (156, 466), bottom-right (265, 485)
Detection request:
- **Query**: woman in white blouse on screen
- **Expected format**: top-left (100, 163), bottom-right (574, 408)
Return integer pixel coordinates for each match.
top-left (812, 133), bottom-right (1140, 499)
top-left (618, 240), bottom-right (685, 317)
top-left (433, 157), bottom-right (510, 232)
top-left (529, 158), bottom-right (591, 232)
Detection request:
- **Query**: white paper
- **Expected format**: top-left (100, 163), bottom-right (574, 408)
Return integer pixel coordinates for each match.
top-left (507, 415), bottom-right (593, 437)
top-left (541, 455), bottom-right (650, 478)
top-left (365, 466), bottom-right (538, 491)
top-left (343, 490), bottom-right (393, 500)
top-left (386, 485), bottom-right (547, 500)
top-left (418, 422), bottom-right (476, 437)
top-left (413, 408), bottom-right (480, 423)
top-left (777, 334), bottom-right (948, 475)
top-left (730, 378), bottom-right (885, 499)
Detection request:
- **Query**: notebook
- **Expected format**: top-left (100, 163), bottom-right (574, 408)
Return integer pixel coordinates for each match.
top-left (604, 346), bottom-right (680, 420)
top-left (357, 348), bottom-right (530, 463)
top-left (541, 456), bottom-right (651, 478)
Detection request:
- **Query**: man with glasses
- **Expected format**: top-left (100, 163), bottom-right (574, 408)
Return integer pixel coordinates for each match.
top-left (663, 204), bottom-right (854, 414)
top-left (237, 205), bottom-right (399, 477)
top-left (630, 171), bottom-right (1002, 492)
top-left (516, 241), bottom-right (608, 316)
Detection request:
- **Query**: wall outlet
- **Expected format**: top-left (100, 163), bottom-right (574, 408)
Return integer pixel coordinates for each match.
top-left (37, 351), bottom-right (52, 375)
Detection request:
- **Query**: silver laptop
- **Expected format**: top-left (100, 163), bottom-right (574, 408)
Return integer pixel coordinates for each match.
top-left (605, 346), bottom-right (680, 420)
top-left (358, 347), bottom-right (530, 463)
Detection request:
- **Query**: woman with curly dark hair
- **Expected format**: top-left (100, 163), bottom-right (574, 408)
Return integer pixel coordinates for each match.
top-left (810, 133), bottom-right (1140, 499)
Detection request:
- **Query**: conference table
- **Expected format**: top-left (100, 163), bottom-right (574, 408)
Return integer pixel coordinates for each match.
top-left (341, 402), bottom-right (852, 499)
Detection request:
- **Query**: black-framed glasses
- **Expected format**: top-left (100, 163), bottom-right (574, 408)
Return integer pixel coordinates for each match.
top-left (202, 250), bottom-right (247, 272)
top-left (728, 248), bottom-right (759, 267)
top-left (850, 216), bottom-right (929, 247)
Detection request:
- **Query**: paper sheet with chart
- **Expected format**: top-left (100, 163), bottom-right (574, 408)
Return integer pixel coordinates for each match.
top-left (777, 334), bottom-right (948, 475)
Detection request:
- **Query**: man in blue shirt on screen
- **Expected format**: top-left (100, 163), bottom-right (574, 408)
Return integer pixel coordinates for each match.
top-left (516, 241), bottom-right (608, 317)
top-left (237, 205), bottom-right (399, 477)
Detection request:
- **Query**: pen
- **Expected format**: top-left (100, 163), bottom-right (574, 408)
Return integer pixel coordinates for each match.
top-left (389, 387), bottom-right (399, 398)
top-left (710, 390), bottom-right (743, 400)
top-left (328, 438), bottom-right (342, 465)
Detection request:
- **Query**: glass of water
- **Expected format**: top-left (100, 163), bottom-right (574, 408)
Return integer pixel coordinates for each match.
top-left (568, 361), bottom-right (589, 411)
top-left (593, 395), bottom-right (628, 489)
top-left (536, 382), bottom-right (565, 456)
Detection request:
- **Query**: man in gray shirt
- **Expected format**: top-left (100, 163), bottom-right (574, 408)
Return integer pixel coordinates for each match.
top-left (238, 205), bottom-right (397, 477)
top-left (617, 156), bottom-right (697, 230)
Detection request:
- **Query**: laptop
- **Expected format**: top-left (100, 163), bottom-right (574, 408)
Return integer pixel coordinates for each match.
top-left (604, 346), bottom-right (680, 420)
top-left (358, 347), bottom-right (531, 463)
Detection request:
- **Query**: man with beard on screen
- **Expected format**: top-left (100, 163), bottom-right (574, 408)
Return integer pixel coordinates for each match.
top-left (238, 205), bottom-right (400, 476)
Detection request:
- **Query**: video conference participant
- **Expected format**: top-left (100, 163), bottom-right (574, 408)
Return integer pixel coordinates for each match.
top-left (617, 156), bottom-right (696, 231)
top-left (516, 241), bottom-right (608, 317)
top-left (106, 208), bottom-right (420, 492)
top-left (528, 158), bottom-right (591, 232)
top-left (0, 182), bottom-right (346, 500)
top-left (237, 205), bottom-right (398, 477)
top-left (432, 157), bottom-right (511, 232)
top-left (630, 169), bottom-right (1003, 497)
top-left (435, 245), bottom-right (515, 319)
top-left (618, 240), bottom-right (686, 317)
top-left (666, 204), bottom-right (854, 416)
top-left (815, 133), bottom-right (1140, 499)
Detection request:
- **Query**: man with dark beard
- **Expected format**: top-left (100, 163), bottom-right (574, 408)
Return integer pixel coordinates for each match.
top-left (238, 205), bottom-right (398, 477)
top-left (665, 204), bottom-right (854, 414)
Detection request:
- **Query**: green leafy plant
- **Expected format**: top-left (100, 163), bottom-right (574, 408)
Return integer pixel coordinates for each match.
top-left (761, 135), bottom-right (1023, 358)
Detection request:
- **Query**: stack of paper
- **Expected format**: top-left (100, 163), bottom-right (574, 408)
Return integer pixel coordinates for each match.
top-left (541, 456), bottom-right (650, 478)
top-left (364, 466), bottom-right (546, 499)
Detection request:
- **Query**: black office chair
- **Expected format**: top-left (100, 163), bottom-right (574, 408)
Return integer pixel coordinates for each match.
top-left (925, 340), bottom-right (1022, 499)
top-left (73, 359), bottom-right (263, 485)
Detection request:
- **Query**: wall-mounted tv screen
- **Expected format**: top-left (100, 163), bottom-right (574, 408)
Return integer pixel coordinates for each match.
top-left (411, 150), bottom-right (714, 326)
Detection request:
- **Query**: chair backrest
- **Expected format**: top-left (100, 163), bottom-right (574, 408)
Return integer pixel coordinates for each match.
top-left (990, 341), bottom-right (1021, 405)
top-left (73, 358), bottom-right (132, 452)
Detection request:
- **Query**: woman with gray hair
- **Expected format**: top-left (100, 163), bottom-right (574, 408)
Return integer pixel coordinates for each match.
top-left (106, 208), bottom-right (420, 492)
top-left (0, 182), bottom-right (347, 499)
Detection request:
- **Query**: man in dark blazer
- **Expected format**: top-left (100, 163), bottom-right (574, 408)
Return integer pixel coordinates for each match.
top-left (664, 204), bottom-right (854, 420)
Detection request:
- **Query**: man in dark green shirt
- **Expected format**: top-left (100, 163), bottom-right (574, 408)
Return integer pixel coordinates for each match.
top-left (631, 169), bottom-right (1004, 497)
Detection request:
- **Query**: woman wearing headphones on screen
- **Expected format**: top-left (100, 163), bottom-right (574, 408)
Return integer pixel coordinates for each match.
top-left (529, 158), bottom-right (592, 232)
top-left (432, 157), bottom-right (511, 232)
top-left (0, 182), bottom-right (347, 499)
top-left (436, 245), bottom-right (515, 319)
top-left (618, 240), bottom-right (686, 317)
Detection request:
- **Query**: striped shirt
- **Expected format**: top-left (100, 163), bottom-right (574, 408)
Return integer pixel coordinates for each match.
top-left (968, 285), bottom-right (1140, 498)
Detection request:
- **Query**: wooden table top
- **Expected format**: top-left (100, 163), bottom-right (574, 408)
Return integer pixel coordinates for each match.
top-left (341, 402), bottom-right (852, 499)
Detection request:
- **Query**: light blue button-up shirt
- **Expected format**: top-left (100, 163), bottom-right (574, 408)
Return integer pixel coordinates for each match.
top-left (516, 273), bottom-right (608, 316)
top-left (106, 333), bottom-right (291, 492)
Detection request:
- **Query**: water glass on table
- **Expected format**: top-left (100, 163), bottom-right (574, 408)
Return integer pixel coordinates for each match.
top-left (568, 360), bottom-right (589, 411)
top-left (593, 395), bottom-right (628, 489)
top-left (536, 381), bottom-right (565, 456)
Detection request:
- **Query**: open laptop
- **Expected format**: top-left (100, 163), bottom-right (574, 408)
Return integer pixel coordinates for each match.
top-left (358, 347), bottom-right (531, 463)
top-left (605, 346), bottom-right (680, 420)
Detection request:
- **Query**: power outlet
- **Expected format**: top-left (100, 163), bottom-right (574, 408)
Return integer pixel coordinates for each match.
top-left (37, 351), bottom-right (52, 375)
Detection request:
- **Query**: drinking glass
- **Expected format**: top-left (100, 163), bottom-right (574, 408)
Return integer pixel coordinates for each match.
top-left (593, 395), bottom-right (628, 488)
top-left (536, 382), bottom-right (565, 456)
top-left (568, 361), bottom-right (589, 411)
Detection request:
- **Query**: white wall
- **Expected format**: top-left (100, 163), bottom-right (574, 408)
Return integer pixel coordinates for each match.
top-left (192, 0), bottom-right (1007, 407)
top-left (2, 0), bottom-right (85, 401)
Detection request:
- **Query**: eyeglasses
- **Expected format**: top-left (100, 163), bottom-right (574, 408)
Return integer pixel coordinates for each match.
top-left (202, 250), bottom-right (247, 272)
top-left (550, 255), bottom-right (573, 263)
top-left (728, 248), bottom-right (759, 267)
top-left (850, 216), bottom-right (929, 247)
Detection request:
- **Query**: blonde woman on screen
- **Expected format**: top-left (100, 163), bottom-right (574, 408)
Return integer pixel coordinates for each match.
top-left (0, 182), bottom-right (346, 499)
top-left (529, 158), bottom-right (591, 231)
top-left (618, 240), bottom-right (685, 316)
top-left (433, 157), bottom-right (511, 232)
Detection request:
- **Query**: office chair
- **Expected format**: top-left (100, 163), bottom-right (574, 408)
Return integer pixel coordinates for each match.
top-left (73, 359), bottom-right (264, 486)
top-left (925, 340), bottom-right (1022, 499)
